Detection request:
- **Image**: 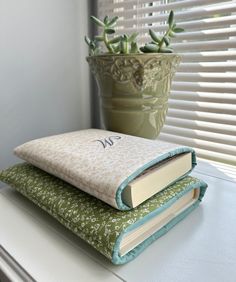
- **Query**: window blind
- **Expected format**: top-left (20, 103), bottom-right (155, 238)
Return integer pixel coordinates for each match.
top-left (97, 0), bottom-right (236, 166)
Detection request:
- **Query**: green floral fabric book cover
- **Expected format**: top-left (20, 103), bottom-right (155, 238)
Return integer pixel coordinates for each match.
top-left (14, 129), bottom-right (196, 210)
top-left (0, 163), bottom-right (207, 265)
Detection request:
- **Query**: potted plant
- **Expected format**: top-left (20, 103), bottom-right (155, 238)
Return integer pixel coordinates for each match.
top-left (85, 11), bottom-right (184, 139)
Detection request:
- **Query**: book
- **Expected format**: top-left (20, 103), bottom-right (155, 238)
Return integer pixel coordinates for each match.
top-left (120, 186), bottom-right (199, 256)
top-left (122, 152), bottom-right (192, 208)
top-left (0, 163), bottom-right (207, 265)
top-left (14, 129), bottom-right (196, 210)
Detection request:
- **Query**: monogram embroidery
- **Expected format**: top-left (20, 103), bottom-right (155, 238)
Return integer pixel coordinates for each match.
top-left (95, 136), bottom-right (121, 149)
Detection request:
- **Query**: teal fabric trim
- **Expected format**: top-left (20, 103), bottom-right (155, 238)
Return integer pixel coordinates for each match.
top-left (112, 179), bottom-right (207, 264)
top-left (116, 146), bottom-right (197, 210)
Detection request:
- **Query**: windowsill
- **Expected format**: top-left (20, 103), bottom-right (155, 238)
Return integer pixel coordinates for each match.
top-left (196, 158), bottom-right (236, 183)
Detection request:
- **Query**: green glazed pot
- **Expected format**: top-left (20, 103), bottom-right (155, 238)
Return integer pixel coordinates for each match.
top-left (87, 53), bottom-right (181, 139)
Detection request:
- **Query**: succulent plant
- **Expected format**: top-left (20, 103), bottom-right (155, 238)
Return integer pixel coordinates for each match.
top-left (85, 15), bottom-right (139, 54)
top-left (84, 36), bottom-right (100, 56)
top-left (140, 11), bottom-right (184, 53)
top-left (92, 15), bottom-right (119, 53)
top-left (85, 11), bottom-right (184, 55)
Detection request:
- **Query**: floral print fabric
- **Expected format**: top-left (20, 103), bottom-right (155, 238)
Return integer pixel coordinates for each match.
top-left (0, 163), bottom-right (207, 264)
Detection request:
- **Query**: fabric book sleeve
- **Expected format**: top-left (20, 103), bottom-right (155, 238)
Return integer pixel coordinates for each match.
top-left (14, 129), bottom-right (197, 210)
top-left (0, 163), bottom-right (207, 265)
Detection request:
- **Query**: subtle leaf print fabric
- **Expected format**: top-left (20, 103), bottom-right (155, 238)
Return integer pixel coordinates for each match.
top-left (0, 163), bottom-right (207, 264)
top-left (14, 129), bottom-right (196, 209)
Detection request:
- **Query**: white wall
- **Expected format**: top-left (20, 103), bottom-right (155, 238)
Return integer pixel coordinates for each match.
top-left (0, 0), bottom-right (91, 179)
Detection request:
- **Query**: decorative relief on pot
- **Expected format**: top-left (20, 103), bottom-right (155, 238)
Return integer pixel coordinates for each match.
top-left (87, 55), bottom-right (181, 91)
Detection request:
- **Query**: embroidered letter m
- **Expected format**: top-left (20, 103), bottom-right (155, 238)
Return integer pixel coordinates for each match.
top-left (95, 136), bottom-right (121, 148)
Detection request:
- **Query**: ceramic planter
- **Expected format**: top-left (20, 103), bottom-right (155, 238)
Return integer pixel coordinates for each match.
top-left (87, 53), bottom-right (181, 139)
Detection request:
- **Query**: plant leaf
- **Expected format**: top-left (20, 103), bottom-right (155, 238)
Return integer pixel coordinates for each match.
top-left (113, 44), bottom-right (121, 53)
top-left (104, 16), bottom-right (109, 25)
top-left (123, 34), bottom-right (128, 41)
top-left (143, 44), bottom-right (159, 53)
top-left (159, 47), bottom-right (173, 53)
top-left (150, 41), bottom-right (158, 45)
top-left (139, 46), bottom-right (147, 53)
top-left (105, 28), bottom-right (115, 34)
top-left (90, 16), bottom-right (105, 27)
top-left (121, 39), bottom-right (128, 54)
top-left (169, 31), bottom-right (175, 38)
top-left (84, 36), bottom-right (91, 46)
top-left (108, 36), bottom-right (121, 44)
top-left (90, 41), bottom-right (96, 49)
top-left (107, 16), bottom-right (119, 27)
top-left (94, 47), bottom-right (100, 55)
top-left (95, 35), bottom-right (104, 41)
top-left (149, 29), bottom-right (161, 43)
top-left (130, 42), bottom-right (139, 53)
top-left (168, 10), bottom-right (174, 27)
top-left (173, 27), bottom-right (184, 33)
top-left (128, 32), bottom-right (138, 42)
top-left (163, 36), bottom-right (170, 46)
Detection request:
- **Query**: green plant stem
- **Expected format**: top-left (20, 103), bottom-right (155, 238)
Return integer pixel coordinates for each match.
top-left (125, 41), bottom-right (129, 54)
top-left (158, 27), bottom-right (171, 51)
top-left (103, 31), bottom-right (114, 53)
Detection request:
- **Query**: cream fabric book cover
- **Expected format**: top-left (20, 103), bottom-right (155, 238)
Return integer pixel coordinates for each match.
top-left (14, 129), bottom-right (196, 210)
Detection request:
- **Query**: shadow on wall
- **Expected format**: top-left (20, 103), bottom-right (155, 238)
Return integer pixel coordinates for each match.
top-left (90, 75), bottom-right (101, 129)
top-left (0, 0), bottom-right (91, 187)
top-left (88, 0), bottom-right (101, 129)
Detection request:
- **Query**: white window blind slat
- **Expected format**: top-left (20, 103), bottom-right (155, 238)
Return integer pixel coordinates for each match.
top-left (161, 125), bottom-right (236, 147)
top-left (181, 51), bottom-right (236, 62)
top-left (168, 100), bottom-right (236, 115)
top-left (165, 117), bottom-right (236, 136)
top-left (178, 61), bottom-right (236, 72)
top-left (159, 133), bottom-right (236, 164)
top-left (99, 0), bottom-right (221, 11)
top-left (174, 73), bottom-right (236, 83)
top-left (193, 148), bottom-right (236, 165)
top-left (172, 82), bottom-right (236, 94)
top-left (170, 91), bottom-right (236, 104)
top-left (115, 15), bottom-right (236, 34)
top-left (167, 109), bottom-right (236, 126)
top-left (97, 0), bottom-right (236, 165)
top-left (116, 2), bottom-right (236, 26)
top-left (158, 132), bottom-right (236, 156)
top-left (164, 39), bottom-right (236, 52)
